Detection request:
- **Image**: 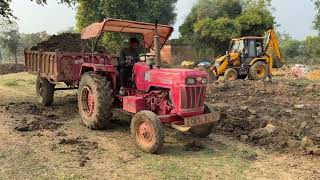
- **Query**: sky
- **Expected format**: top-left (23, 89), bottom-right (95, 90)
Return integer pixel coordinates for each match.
top-left (10, 0), bottom-right (318, 40)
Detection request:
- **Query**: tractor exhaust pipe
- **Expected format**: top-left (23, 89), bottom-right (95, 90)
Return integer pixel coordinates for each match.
top-left (154, 21), bottom-right (161, 68)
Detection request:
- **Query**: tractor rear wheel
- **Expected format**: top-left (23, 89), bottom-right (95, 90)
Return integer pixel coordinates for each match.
top-left (249, 61), bottom-right (268, 80)
top-left (78, 72), bottom-right (114, 130)
top-left (190, 103), bottom-right (216, 138)
top-left (224, 68), bottom-right (238, 81)
top-left (36, 76), bottom-right (55, 106)
top-left (131, 111), bottom-right (165, 154)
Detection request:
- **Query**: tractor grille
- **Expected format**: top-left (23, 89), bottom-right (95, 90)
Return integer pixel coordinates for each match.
top-left (180, 86), bottom-right (206, 109)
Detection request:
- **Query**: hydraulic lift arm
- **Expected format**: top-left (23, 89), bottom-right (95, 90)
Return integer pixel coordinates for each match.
top-left (265, 28), bottom-right (286, 76)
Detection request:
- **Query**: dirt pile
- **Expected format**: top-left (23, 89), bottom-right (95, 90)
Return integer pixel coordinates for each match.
top-left (304, 70), bottom-right (320, 81)
top-left (0, 63), bottom-right (24, 75)
top-left (31, 33), bottom-right (83, 52)
top-left (207, 80), bottom-right (320, 152)
top-left (30, 33), bottom-right (106, 53)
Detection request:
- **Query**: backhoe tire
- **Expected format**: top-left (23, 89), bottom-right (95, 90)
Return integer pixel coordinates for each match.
top-left (131, 111), bottom-right (165, 154)
top-left (36, 76), bottom-right (55, 106)
top-left (78, 72), bottom-right (114, 130)
top-left (224, 68), bottom-right (238, 81)
top-left (190, 103), bottom-right (217, 138)
top-left (249, 61), bottom-right (268, 80)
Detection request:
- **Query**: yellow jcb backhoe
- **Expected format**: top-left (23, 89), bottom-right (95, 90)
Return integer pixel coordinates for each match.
top-left (203, 28), bottom-right (285, 82)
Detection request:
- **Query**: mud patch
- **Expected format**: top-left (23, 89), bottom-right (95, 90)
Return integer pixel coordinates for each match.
top-left (184, 141), bottom-right (206, 151)
top-left (14, 116), bottom-right (63, 132)
top-left (1, 102), bottom-right (70, 132)
top-left (57, 136), bottom-right (99, 167)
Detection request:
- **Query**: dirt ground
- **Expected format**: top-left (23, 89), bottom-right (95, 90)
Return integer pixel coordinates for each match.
top-left (0, 72), bottom-right (319, 179)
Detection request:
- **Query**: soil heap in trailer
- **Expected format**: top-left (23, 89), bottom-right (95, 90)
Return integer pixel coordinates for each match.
top-left (24, 19), bottom-right (220, 154)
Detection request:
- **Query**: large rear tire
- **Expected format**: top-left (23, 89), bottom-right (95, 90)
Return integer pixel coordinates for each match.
top-left (36, 76), bottom-right (55, 106)
top-left (78, 72), bottom-right (114, 130)
top-left (249, 61), bottom-right (268, 80)
top-left (131, 111), bottom-right (165, 154)
top-left (190, 103), bottom-right (216, 138)
top-left (224, 68), bottom-right (238, 81)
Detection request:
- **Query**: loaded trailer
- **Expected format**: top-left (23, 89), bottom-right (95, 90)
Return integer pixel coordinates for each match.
top-left (24, 50), bottom-right (116, 105)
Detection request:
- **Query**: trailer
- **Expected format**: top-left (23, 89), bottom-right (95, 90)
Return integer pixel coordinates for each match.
top-left (24, 50), bottom-right (117, 105)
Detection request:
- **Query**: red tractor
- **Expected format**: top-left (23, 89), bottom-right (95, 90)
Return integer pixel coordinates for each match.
top-left (25, 19), bottom-right (220, 153)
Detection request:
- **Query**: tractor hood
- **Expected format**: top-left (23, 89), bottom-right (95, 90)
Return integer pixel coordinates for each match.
top-left (134, 63), bottom-right (208, 92)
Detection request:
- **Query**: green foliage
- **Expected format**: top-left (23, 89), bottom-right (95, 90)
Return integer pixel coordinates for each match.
top-left (0, 0), bottom-right (13, 19)
top-left (76, 0), bottom-right (177, 53)
top-left (313, 0), bottom-right (320, 32)
top-left (179, 0), bottom-right (274, 58)
top-left (57, 27), bottom-right (77, 34)
top-left (304, 36), bottom-right (320, 63)
top-left (0, 18), bottom-right (20, 63)
top-left (280, 34), bottom-right (303, 59)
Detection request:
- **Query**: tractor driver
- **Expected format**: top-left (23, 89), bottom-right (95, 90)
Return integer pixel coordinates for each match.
top-left (118, 37), bottom-right (140, 95)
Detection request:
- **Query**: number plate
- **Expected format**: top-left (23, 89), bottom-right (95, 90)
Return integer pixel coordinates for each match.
top-left (184, 113), bottom-right (220, 127)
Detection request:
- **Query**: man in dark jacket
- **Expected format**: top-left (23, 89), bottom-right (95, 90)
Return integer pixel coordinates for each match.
top-left (118, 37), bottom-right (140, 95)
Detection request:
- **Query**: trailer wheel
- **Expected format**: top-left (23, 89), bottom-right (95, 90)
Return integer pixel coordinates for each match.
top-left (131, 111), bottom-right (165, 154)
top-left (190, 103), bottom-right (216, 138)
top-left (78, 72), bottom-right (114, 130)
top-left (36, 76), bottom-right (55, 106)
top-left (249, 61), bottom-right (268, 80)
top-left (224, 68), bottom-right (238, 81)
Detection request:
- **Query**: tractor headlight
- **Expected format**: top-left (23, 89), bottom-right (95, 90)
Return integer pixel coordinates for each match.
top-left (186, 77), bottom-right (196, 85)
top-left (201, 78), bottom-right (208, 84)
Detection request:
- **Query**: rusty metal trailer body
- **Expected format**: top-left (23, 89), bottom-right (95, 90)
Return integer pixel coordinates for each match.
top-left (24, 50), bottom-right (111, 85)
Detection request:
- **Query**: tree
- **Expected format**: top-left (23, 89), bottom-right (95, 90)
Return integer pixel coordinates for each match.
top-left (279, 33), bottom-right (303, 60)
top-left (19, 31), bottom-right (50, 49)
top-left (0, 17), bottom-right (20, 63)
top-left (179, 0), bottom-right (274, 58)
top-left (304, 36), bottom-right (320, 64)
top-left (313, 0), bottom-right (320, 32)
top-left (76, 0), bottom-right (178, 53)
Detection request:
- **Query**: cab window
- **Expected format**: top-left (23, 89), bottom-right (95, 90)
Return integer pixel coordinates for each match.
top-left (248, 40), bottom-right (257, 57)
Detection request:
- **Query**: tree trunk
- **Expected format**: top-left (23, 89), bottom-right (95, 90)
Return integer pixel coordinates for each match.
top-left (14, 53), bottom-right (17, 64)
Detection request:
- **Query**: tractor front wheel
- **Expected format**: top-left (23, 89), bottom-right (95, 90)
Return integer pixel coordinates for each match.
top-left (190, 103), bottom-right (216, 138)
top-left (249, 61), bottom-right (268, 80)
top-left (78, 72), bottom-right (114, 130)
top-left (36, 76), bottom-right (55, 106)
top-left (131, 111), bottom-right (165, 154)
top-left (224, 68), bottom-right (238, 81)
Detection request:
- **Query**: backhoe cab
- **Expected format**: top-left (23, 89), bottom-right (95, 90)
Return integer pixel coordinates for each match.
top-left (205, 28), bottom-right (285, 82)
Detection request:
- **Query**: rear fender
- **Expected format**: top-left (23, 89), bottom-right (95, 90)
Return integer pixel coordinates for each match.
top-left (80, 64), bottom-right (117, 91)
top-left (249, 58), bottom-right (268, 66)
